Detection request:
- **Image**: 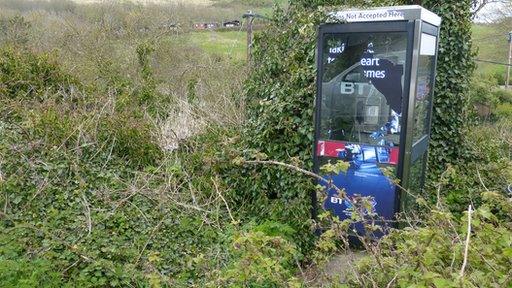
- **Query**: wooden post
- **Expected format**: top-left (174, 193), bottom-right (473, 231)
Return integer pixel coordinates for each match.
top-left (243, 11), bottom-right (269, 65)
top-left (507, 32), bottom-right (512, 89)
top-left (246, 14), bottom-right (254, 63)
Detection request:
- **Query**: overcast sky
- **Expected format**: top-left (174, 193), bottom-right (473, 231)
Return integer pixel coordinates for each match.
top-left (475, 1), bottom-right (512, 23)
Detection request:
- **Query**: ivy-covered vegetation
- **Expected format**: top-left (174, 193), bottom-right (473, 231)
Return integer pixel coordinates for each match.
top-left (231, 0), bottom-right (479, 250)
top-left (0, 45), bottom-right (78, 99)
top-left (0, 2), bottom-right (247, 286)
top-left (0, 44), bottom-right (225, 286)
top-left (0, 0), bottom-right (511, 287)
top-left (421, 0), bottom-right (476, 187)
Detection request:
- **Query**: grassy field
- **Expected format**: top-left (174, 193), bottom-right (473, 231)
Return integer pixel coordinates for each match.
top-left (188, 30), bottom-right (246, 61)
top-left (472, 23), bottom-right (509, 78)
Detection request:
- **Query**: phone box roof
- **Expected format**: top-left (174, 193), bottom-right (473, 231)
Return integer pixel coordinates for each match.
top-left (330, 5), bottom-right (441, 27)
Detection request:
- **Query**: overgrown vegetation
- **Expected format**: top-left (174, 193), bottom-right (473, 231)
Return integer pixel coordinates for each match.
top-left (0, 45), bottom-right (226, 286)
top-left (341, 188), bottom-right (512, 287)
top-left (0, 1), bottom-right (248, 286)
top-left (421, 0), bottom-right (477, 191)
top-left (0, 0), bottom-right (511, 287)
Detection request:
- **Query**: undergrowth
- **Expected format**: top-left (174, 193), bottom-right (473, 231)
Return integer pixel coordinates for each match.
top-left (0, 36), bottom-right (240, 286)
top-left (0, 1), bottom-right (511, 287)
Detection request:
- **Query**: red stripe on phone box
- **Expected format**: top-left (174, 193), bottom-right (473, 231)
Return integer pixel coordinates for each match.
top-left (317, 140), bottom-right (399, 165)
top-left (317, 140), bottom-right (346, 158)
top-left (389, 147), bottom-right (399, 165)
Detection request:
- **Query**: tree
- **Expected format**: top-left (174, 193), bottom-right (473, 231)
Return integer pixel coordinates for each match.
top-left (471, 0), bottom-right (509, 17)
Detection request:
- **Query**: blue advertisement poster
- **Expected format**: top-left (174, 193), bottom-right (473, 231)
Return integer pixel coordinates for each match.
top-left (317, 141), bottom-right (398, 223)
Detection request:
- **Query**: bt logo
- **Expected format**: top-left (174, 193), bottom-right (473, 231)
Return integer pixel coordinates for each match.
top-left (340, 82), bottom-right (369, 95)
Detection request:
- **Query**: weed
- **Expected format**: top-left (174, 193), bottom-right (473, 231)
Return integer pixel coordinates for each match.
top-left (97, 110), bottom-right (162, 169)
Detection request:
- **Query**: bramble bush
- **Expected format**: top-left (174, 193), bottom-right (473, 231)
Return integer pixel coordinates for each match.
top-left (0, 44), bottom-right (236, 286)
top-left (211, 221), bottom-right (302, 287)
top-left (0, 45), bottom-right (78, 100)
top-left (337, 190), bottom-right (512, 287)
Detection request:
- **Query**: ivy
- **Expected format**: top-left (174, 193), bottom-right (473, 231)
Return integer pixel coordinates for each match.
top-left (420, 0), bottom-right (476, 187)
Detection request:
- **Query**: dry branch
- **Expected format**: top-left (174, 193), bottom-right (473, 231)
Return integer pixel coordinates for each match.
top-left (212, 176), bottom-right (236, 224)
top-left (243, 159), bottom-right (345, 196)
top-left (81, 195), bottom-right (92, 237)
top-left (459, 205), bottom-right (473, 279)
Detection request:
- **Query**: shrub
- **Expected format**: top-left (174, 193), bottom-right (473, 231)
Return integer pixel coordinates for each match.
top-left (496, 102), bottom-right (512, 119)
top-left (0, 0), bottom-right (76, 14)
top-left (494, 88), bottom-right (512, 104)
top-left (29, 104), bottom-right (79, 148)
top-left (468, 74), bottom-right (499, 107)
top-left (343, 191), bottom-right (512, 287)
top-left (135, 41), bottom-right (157, 106)
top-left (0, 118), bottom-right (232, 287)
top-left (97, 110), bottom-right (163, 169)
top-left (215, 223), bottom-right (302, 287)
top-left (0, 15), bottom-right (31, 45)
top-left (0, 258), bottom-right (64, 288)
top-left (491, 68), bottom-right (506, 86)
top-left (0, 45), bottom-right (78, 100)
top-left (0, 41), bottom-right (228, 287)
top-left (425, 117), bottom-right (512, 213)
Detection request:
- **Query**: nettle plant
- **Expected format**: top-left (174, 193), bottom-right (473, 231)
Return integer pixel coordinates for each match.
top-left (339, 191), bottom-right (512, 287)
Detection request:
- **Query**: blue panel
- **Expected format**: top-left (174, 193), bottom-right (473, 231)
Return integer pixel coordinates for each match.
top-left (320, 144), bottom-right (397, 233)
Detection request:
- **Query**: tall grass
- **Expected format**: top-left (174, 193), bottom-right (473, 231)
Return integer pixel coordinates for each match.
top-left (0, 0), bottom-right (249, 151)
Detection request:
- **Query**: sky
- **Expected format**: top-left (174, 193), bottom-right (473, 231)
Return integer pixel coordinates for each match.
top-left (474, 1), bottom-right (512, 23)
top-left (70, 0), bottom-right (511, 22)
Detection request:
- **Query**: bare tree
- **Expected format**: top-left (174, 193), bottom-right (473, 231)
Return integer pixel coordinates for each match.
top-left (472, 0), bottom-right (511, 19)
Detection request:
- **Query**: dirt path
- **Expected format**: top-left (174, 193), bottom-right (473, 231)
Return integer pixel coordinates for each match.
top-left (303, 251), bottom-right (367, 287)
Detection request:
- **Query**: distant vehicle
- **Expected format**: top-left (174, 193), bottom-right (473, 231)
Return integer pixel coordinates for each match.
top-left (206, 23), bottom-right (219, 29)
top-left (222, 20), bottom-right (241, 28)
top-left (193, 22), bottom-right (219, 30)
top-left (193, 23), bottom-right (206, 29)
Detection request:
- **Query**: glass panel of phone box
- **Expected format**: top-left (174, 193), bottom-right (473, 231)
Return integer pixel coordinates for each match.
top-left (317, 32), bottom-right (408, 224)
